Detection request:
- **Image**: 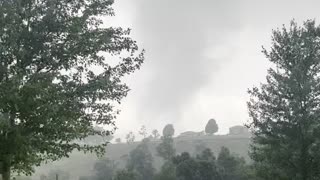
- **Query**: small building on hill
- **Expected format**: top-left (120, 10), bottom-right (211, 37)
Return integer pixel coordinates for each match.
top-left (228, 126), bottom-right (250, 136)
top-left (177, 131), bottom-right (205, 138)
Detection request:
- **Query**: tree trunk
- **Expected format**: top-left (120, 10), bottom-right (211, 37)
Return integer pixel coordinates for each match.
top-left (1, 161), bottom-right (10, 180)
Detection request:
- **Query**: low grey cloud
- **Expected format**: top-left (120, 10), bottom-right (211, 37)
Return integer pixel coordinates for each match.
top-left (131, 0), bottom-right (247, 123)
top-left (112, 0), bottom-right (320, 136)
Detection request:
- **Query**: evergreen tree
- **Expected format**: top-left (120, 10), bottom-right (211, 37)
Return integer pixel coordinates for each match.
top-left (248, 20), bottom-right (320, 179)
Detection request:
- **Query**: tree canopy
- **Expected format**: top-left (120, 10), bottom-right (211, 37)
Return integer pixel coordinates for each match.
top-left (125, 131), bottom-right (135, 144)
top-left (156, 135), bottom-right (176, 161)
top-left (126, 139), bottom-right (154, 180)
top-left (248, 20), bottom-right (320, 179)
top-left (0, 0), bottom-right (144, 179)
top-left (162, 124), bottom-right (175, 137)
top-left (205, 119), bottom-right (218, 135)
top-left (172, 150), bottom-right (220, 180)
top-left (92, 158), bottom-right (117, 180)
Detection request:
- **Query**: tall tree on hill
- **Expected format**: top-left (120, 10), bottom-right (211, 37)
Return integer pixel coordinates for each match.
top-left (153, 161), bottom-right (177, 180)
top-left (156, 135), bottom-right (176, 161)
top-left (247, 20), bottom-right (320, 179)
top-left (126, 139), bottom-right (154, 180)
top-left (151, 129), bottom-right (160, 139)
top-left (125, 131), bottom-right (135, 144)
top-left (113, 169), bottom-right (140, 180)
top-left (92, 158), bottom-right (117, 180)
top-left (163, 124), bottom-right (175, 137)
top-left (205, 119), bottom-right (218, 135)
top-left (217, 147), bottom-right (246, 180)
top-left (172, 150), bottom-right (220, 180)
top-left (139, 125), bottom-right (147, 139)
top-left (0, 0), bottom-right (144, 179)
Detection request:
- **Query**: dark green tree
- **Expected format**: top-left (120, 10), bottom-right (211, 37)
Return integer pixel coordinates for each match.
top-left (0, 0), bottom-right (144, 179)
top-left (172, 152), bottom-right (198, 180)
top-left (162, 124), bottom-right (175, 137)
top-left (151, 129), bottom-right (160, 139)
top-left (153, 161), bottom-right (177, 180)
top-left (173, 150), bottom-right (220, 180)
top-left (217, 147), bottom-right (246, 180)
top-left (247, 20), bottom-right (320, 179)
top-left (126, 139), bottom-right (154, 180)
top-left (125, 131), bottom-right (135, 144)
top-left (196, 148), bottom-right (216, 161)
top-left (196, 149), bottom-right (220, 180)
top-left (205, 119), bottom-right (218, 135)
top-left (113, 169), bottom-right (140, 180)
top-left (156, 136), bottom-right (176, 161)
top-left (193, 141), bottom-right (207, 156)
top-left (92, 158), bottom-right (117, 180)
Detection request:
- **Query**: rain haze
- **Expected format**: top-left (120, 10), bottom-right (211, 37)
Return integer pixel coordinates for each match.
top-left (110, 0), bottom-right (320, 136)
top-left (3, 1), bottom-right (320, 180)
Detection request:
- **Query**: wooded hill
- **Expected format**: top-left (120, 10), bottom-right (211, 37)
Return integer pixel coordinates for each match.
top-left (32, 133), bottom-right (250, 180)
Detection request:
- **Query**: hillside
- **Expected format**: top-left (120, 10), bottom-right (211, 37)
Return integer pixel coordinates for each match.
top-left (32, 134), bottom-right (251, 180)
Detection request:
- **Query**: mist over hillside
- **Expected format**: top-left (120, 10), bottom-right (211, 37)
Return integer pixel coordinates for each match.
top-left (2, 0), bottom-right (320, 180)
top-left (31, 125), bottom-right (250, 180)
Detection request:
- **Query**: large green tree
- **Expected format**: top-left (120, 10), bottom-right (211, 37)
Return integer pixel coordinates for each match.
top-left (205, 118), bottom-right (218, 135)
top-left (126, 139), bottom-right (154, 180)
top-left (113, 169), bottom-right (140, 180)
top-left (162, 124), bottom-right (174, 137)
top-left (217, 147), bottom-right (247, 180)
top-left (248, 20), bottom-right (320, 179)
top-left (0, 0), bottom-right (144, 179)
top-left (156, 135), bottom-right (175, 161)
top-left (172, 150), bottom-right (220, 180)
top-left (92, 158), bottom-right (117, 180)
top-left (153, 161), bottom-right (177, 180)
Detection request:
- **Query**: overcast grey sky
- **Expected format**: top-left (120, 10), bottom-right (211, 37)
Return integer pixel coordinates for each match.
top-left (106, 0), bottom-right (320, 138)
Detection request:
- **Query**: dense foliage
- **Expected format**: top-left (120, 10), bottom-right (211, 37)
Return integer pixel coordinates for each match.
top-left (92, 158), bottom-right (117, 180)
top-left (0, 0), bottom-right (144, 179)
top-left (248, 20), bottom-right (320, 179)
top-left (126, 139), bottom-right (154, 180)
top-left (89, 134), bottom-right (255, 180)
top-left (162, 124), bottom-right (175, 137)
top-left (205, 119), bottom-right (219, 135)
top-left (156, 136), bottom-right (176, 161)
